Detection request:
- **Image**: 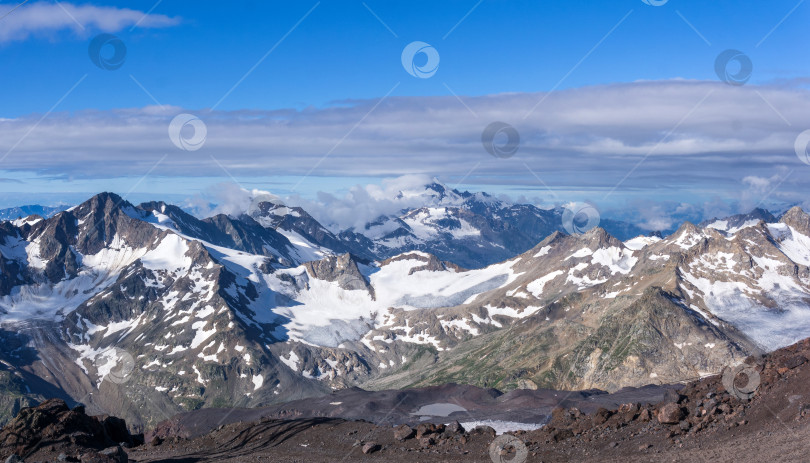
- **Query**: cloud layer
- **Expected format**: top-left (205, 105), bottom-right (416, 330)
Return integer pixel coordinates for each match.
top-left (0, 2), bottom-right (180, 43)
top-left (288, 174), bottom-right (442, 231)
top-left (183, 175), bottom-right (447, 232)
top-left (1, 79), bottom-right (809, 212)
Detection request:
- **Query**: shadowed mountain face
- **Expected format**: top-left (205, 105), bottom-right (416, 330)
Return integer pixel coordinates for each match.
top-left (699, 207), bottom-right (778, 232)
top-left (0, 190), bottom-right (808, 434)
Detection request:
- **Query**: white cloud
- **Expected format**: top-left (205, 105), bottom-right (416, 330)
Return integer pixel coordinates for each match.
top-left (0, 2), bottom-right (180, 43)
top-left (634, 203), bottom-right (680, 231)
top-left (184, 175), bottom-right (445, 232)
top-left (184, 183), bottom-right (280, 219)
top-left (742, 175), bottom-right (777, 191)
top-left (1, 80), bottom-right (809, 210)
top-left (739, 172), bottom-right (787, 213)
top-left (287, 174), bottom-right (438, 231)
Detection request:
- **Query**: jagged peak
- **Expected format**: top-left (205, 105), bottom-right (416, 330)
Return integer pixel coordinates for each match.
top-left (138, 199), bottom-right (170, 212)
top-left (782, 205), bottom-right (807, 217)
top-left (747, 207), bottom-right (776, 219)
top-left (138, 200), bottom-right (189, 218)
top-left (247, 194), bottom-right (288, 217)
top-left (93, 191), bottom-right (121, 201)
top-left (578, 226), bottom-right (624, 249)
top-left (519, 228), bottom-right (625, 263)
top-left (394, 178), bottom-right (460, 204)
top-left (700, 207), bottom-right (777, 232)
top-left (674, 220), bottom-right (699, 235)
top-left (426, 177), bottom-right (447, 192)
top-left (84, 192), bottom-right (126, 208)
top-left (61, 192), bottom-right (136, 225)
top-left (514, 231), bottom-right (567, 261)
top-left (304, 252), bottom-right (374, 295)
top-left (780, 206), bottom-right (810, 232)
top-left (388, 177), bottom-right (507, 211)
top-left (536, 230), bottom-right (565, 247)
top-left (583, 226), bottom-right (609, 239)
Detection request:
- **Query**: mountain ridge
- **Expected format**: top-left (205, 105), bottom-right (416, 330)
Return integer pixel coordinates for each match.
top-left (0, 191), bottom-right (808, 433)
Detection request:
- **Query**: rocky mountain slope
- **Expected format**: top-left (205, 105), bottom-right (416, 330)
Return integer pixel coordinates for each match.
top-left (362, 208), bottom-right (810, 392)
top-left (699, 207), bottom-right (777, 233)
top-left (6, 337), bottom-right (810, 462)
top-left (0, 191), bottom-right (808, 433)
top-left (0, 193), bottom-right (331, 430)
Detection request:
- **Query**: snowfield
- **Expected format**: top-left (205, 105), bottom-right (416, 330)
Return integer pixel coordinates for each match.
top-left (266, 255), bottom-right (522, 346)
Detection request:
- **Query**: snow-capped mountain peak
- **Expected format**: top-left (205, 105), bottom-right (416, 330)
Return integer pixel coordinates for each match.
top-left (393, 178), bottom-right (464, 206)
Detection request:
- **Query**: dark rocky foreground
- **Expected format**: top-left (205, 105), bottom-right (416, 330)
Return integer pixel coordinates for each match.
top-left (0, 399), bottom-right (140, 462)
top-left (4, 337), bottom-right (810, 462)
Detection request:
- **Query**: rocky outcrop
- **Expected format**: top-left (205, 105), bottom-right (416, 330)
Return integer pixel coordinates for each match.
top-left (781, 206), bottom-right (810, 234)
top-left (304, 253), bottom-right (374, 296)
top-left (0, 399), bottom-right (141, 462)
top-left (381, 252), bottom-right (465, 274)
top-left (533, 337), bottom-right (810, 450)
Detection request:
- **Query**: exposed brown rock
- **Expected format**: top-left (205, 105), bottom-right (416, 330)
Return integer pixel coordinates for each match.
top-left (418, 437), bottom-right (434, 447)
top-left (415, 423), bottom-right (437, 438)
top-left (445, 420), bottom-right (465, 435)
top-left (657, 403), bottom-right (684, 425)
top-left (393, 424), bottom-right (415, 441)
top-left (637, 408), bottom-right (652, 422)
top-left (361, 442), bottom-right (380, 454)
top-left (0, 399), bottom-right (137, 462)
top-left (303, 253), bottom-right (374, 296)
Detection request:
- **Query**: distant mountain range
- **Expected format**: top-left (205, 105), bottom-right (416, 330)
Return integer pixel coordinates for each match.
top-left (0, 182), bottom-right (651, 270)
top-left (315, 181), bottom-right (651, 269)
top-left (0, 184), bottom-right (808, 432)
top-left (0, 204), bottom-right (67, 222)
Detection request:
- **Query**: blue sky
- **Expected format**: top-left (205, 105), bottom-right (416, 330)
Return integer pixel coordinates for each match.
top-left (0, 0), bottom-right (808, 228)
top-left (3, 0), bottom-right (807, 114)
